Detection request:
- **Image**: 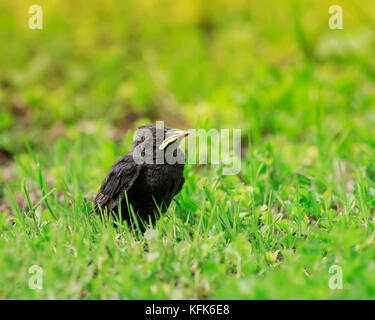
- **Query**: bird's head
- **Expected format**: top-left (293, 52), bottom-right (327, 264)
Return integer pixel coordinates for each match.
top-left (131, 124), bottom-right (190, 163)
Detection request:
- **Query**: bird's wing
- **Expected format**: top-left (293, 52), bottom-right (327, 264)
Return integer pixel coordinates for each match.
top-left (94, 153), bottom-right (142, 212)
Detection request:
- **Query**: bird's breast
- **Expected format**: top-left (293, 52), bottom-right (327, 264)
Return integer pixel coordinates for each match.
top-left (142, 164), bottom-right (184, 196)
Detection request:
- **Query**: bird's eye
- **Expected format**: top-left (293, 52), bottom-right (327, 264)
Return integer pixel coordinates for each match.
top-left (140, 136), bottom-right (145, 142)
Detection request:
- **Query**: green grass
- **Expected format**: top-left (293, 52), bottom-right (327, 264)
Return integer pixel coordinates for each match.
top-left (1, 0), bottom-right (375, 299)
top-left (2, 129), bottom-right (375, 299)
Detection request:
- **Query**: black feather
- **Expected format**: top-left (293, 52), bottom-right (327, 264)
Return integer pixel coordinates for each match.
top-left (93, 124), bottom-right (186, 229)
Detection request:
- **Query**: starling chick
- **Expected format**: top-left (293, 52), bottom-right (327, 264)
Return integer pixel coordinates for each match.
top-left (94, 124), bottom-right (190, 228)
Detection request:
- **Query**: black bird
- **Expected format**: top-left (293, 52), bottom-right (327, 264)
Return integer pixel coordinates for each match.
top-left (94, 124), bottom-right (190, 228)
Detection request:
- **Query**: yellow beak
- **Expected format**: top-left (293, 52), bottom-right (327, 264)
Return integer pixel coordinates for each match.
top-left (159, 131), bottom-right (190, 150)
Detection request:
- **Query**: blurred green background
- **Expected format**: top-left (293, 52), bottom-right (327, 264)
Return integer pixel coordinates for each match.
top-left (1, 0), bottom-right (375, 299)
top-left (1, 0), bottom-right (375, 154)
